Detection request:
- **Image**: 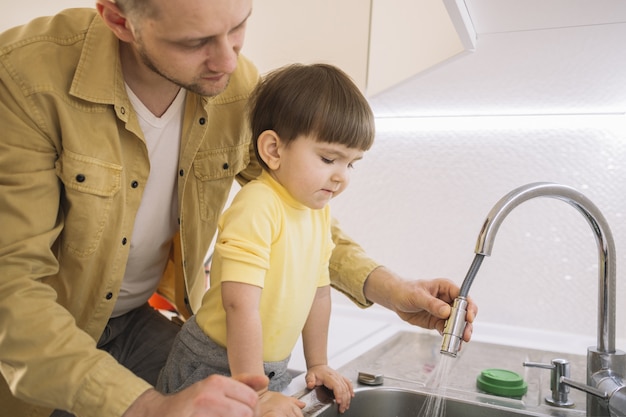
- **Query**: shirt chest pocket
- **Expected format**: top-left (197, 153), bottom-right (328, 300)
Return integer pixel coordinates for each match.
top-left (192, 143), bottom-right (249, 223)
top-left (56, 149), bottom-right (122, 257)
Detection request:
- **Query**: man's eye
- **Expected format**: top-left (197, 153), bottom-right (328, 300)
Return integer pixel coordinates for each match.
top-left (178, 40), bottom-right (207, 50)
top-left (184, 43), bottom-right (204, 50)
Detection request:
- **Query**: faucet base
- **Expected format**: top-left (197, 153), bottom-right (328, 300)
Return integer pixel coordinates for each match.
top-left (587, 348), bottom-right (626, 416)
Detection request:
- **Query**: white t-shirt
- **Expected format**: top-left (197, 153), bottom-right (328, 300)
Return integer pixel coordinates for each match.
top-left (112, 85), bottom-right (186, 317)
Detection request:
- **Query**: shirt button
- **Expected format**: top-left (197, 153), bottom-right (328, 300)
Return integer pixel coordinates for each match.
top-left (131, 180), bottom-right (139, 188)
top-left (199, 117), bottom-right (206, 125)
top-left (222, 163), bottom-right (229, 170)
top-left (122, 237), bottom-right (127, 245)
top-left (179, 169), bottom-right (184, 177)
top-left (76, 174), bottom-right (86, 183)
top-left (105, 292), bottom-right (113, 300)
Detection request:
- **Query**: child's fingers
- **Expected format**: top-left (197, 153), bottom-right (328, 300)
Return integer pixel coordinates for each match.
top-left (333, 376), bottom-right (354, 413)
top-left (344, 375), bottom-right (354, 397)
top-left (305, 372), bottom-right (318, 388)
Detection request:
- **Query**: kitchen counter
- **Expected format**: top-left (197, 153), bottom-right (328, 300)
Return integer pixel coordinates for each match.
top-left (285, 300), bottom-right (599, 416)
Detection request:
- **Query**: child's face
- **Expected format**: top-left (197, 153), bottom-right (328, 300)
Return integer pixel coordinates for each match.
top-left (272, 134), bottom-right (364, 210)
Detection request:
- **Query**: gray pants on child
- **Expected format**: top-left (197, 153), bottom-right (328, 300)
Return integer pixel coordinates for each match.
top-left (156, 315), bottom-right (292, 393)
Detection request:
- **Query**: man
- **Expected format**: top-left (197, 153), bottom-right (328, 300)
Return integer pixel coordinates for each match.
top-left (0, 1), bottom-right (476, 417)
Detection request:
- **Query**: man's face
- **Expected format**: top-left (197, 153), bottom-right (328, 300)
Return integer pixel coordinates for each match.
top-left (129, 0), bottom-right (252, 97)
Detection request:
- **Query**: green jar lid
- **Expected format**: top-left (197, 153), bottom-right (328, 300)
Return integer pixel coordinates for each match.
top-left (476, 369), bottom-right (528, 398)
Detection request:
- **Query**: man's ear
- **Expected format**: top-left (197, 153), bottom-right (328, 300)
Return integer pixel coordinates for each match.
top-left (96, 0), bottom-right (135, 43)
top-left (257, 130), bottom-right (282, 170)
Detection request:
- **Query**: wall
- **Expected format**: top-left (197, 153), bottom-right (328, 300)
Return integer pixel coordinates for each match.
top-left (330, 115), bottom-right (626, 353)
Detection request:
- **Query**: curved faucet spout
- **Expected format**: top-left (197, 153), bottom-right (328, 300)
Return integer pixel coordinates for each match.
top-left (471, 182), bottom-right (616, 353)
top-left (440, 182), bottom-right (623, 416)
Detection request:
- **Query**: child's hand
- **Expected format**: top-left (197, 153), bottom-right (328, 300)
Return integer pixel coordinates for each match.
top-left (258, 390), bottom-right (306, 417)
top-left (305, 365), bottom-right (354, 413)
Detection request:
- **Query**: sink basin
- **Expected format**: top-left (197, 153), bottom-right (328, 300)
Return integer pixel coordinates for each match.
top-left (307, 386), bottom-right (547, 417)
top-left (298, 331), bottom-right (588, 417)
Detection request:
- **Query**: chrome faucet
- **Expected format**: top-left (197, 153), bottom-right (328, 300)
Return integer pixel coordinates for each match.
top-left (439, 182), bottom-right (626, 416)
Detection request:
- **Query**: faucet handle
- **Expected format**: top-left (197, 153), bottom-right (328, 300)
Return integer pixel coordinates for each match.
top-left (523, 358), bottom-right (575, 407)
top-left (560, 376), bottom-right (608, 399)
top-left (561, 372), bottom-right (626, 417)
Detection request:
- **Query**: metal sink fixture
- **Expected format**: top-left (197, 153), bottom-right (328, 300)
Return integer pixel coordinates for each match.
top-left (299, 331), bottom-right (588, 417)
top-left (310, 387), bottom-right (549, 417)
top-left (440, 182), bottom-right (626, 416)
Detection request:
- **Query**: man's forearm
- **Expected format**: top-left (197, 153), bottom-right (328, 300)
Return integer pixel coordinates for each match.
top-left (362, 266), bottom-right (399, 311)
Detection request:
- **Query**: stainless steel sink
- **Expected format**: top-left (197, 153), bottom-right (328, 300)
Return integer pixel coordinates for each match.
top-left (308, 386), bottom-right (550, 417)
top-left (299, 331), bottom-right (588, 417)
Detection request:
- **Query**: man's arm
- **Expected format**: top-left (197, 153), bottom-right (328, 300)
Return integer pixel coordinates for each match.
top-left (328, 220), bottom-right (476, 341)
top-left (0, 62), bottom-right (150, 417)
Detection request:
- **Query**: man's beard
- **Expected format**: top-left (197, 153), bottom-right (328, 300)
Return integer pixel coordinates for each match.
top-left (138, 47), bottom-right (230, 97)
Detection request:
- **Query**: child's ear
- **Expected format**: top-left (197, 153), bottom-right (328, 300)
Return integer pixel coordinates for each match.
top-left (257, 130), bottom-right (282, 170)
top-left (96, 0), bottom-right (135, 43)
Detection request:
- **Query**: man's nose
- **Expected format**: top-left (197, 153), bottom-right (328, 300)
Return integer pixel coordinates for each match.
top-left (205, 36), bottom-right (239, 74)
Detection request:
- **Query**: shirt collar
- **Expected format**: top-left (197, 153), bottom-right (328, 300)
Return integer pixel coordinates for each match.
top-left (258, 170), bottom-right (309, 210)
top-left (69, 15), bottom-right (123, 106)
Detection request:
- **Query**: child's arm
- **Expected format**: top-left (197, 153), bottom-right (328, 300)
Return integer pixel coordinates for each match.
top-left (223, 281), bottom-right (306, 416)
top-left (302, 285), bottom-right (354, 413)
top-left (222, 281), bottom-right (265, 377)
top-left (302, 286), bottom-right (331, 369)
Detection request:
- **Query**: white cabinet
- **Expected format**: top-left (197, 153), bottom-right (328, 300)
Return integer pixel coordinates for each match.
top-left (243, 0), bottom-right (471, 96)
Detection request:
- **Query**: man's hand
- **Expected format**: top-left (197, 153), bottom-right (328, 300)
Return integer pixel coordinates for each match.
top-left (257, 390), bottom-right (306, 417)
top-left (363, 267), bottom-right (478, 342)
top-left (123, 374), bottom-right (269, 417)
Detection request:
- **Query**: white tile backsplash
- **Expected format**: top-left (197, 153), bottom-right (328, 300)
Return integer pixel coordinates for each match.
top-left (329, 117), bottom-right (626, 350)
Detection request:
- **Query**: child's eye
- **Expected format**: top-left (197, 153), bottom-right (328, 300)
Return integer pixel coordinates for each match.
top-left (321, 157), bottom-right (334, 164)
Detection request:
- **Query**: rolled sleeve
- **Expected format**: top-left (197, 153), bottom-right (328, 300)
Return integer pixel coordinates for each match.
top-left (329, 219), bottom-right (381, 307)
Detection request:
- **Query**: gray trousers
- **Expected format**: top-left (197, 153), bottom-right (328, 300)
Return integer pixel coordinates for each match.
top-left (51, 303), bottom-right (182, 417)
top-left (157, 315), bottom-right (292, 394)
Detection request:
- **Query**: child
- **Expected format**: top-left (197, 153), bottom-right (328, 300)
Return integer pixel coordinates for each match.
top-left (157, 63), bottom-right (375, 415)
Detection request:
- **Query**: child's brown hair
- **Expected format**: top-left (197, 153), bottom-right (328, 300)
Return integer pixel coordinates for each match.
top-left (248, 63), bottom-right (375, 170)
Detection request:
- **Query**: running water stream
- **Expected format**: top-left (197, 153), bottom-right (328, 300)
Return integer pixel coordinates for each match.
top-left (418, 354), bottom-right (455, 417)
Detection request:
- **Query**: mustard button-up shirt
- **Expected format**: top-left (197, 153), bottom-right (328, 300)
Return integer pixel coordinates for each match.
top-left (0, 8), bottom-right (379, 417)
